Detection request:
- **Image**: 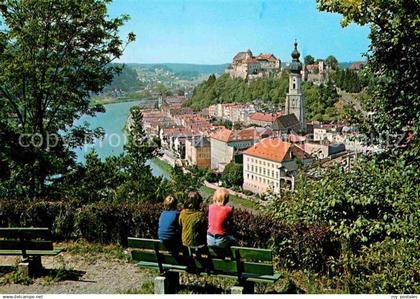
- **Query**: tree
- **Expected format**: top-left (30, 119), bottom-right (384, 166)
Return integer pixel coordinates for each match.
top-left (325, 55), bottom-right (338, 70)
top-left (304, 55), bottom-right (315, 65)
top-left (317, 0), bottom-right (419, 157)
top-left (0, 0), bottom-right (135, 198)
top-left (114, 106), bottom-right (164, 203)
top-left (222, 162), bottom-right (243, 188)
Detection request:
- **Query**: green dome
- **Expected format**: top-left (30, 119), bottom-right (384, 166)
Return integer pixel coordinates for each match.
top-left (290, 42), bottom-right (302, 73)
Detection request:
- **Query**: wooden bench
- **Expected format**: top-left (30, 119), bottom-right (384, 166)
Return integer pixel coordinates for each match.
top-left (0, 227), bottom-right (63, 276)
top-left (128, 237), bottom-right (281, 294)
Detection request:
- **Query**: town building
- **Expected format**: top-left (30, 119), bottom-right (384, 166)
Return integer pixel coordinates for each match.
top-left (225, 49), bottom-right (281, 80)
top-left (349, 61), bottom-right (367, 72)
top-left (185, 136), bottom-right (211, 169)
top-left (271, 113), bottom-right (301, 135)
top-left (242, 138), bottom-right (309, 194)
top-left (312, 124), bottom-right (342, 142)
top-left (247, 112), bottom-right (284, 127)
top-left (210, 127), bottom-right (258, 171)
top-left (303, 142), bottom-right (346, 160)
top-left (208, 103), bottom-right (256, 123)
top-left (285, 42), bottom-right (306, 131)
top-left (301, 60), bottom-right (328, 84)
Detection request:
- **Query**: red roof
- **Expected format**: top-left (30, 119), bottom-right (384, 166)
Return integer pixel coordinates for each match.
top-left (249, 112), bottom-right (284, 122)
top-left (244, 138), bottom-right (292, 162)
top-left (244, 138), bottom-right (306, 162)
top-left (256, 54), bottom-right (278, 62)
top-left (306, 64), bottom-right (319, 71)
top-left (211, 127), bottom-right (257, 143)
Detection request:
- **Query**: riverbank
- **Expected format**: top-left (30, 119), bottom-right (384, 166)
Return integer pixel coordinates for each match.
top-left (91, 96), bottom-right (156, 106)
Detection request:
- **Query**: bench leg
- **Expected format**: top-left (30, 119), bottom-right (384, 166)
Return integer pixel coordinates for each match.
top-left (154, 272), bottom-right (179, 294)
top-left (231, 281), bottom-right (255, 294)
top-left (19, 256), bottom-right (43, 277)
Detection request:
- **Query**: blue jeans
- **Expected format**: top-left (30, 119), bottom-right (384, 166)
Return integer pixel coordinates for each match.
top-left (207, 233), bottom-right (236, 248)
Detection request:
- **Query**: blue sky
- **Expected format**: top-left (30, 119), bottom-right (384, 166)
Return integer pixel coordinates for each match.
top-left (108, 0), bottom-right (370, 64)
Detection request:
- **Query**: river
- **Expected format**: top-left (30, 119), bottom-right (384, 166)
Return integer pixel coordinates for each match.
top-left (74, 100), bottom-right (170, 178)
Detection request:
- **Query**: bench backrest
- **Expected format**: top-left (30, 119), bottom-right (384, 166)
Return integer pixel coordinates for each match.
top-left (128, 237), bottom-right (274, 278)
top-left (0, 228), bottom-right (53, 255)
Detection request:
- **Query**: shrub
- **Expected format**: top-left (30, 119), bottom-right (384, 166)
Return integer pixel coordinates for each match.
top-left (0, 199), bottom-right (335, 273)
top-left (348, 238), bottom-right (420, 294)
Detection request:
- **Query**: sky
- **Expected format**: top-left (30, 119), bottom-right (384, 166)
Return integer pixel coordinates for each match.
top-left (108, 0), bottom-right (370, 65)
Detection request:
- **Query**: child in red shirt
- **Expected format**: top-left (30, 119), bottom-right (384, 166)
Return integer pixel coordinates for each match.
top-left (207, 188), bottom-right (236, 248)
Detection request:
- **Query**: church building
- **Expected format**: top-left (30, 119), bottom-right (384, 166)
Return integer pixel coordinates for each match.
top-left (285, 42), bottom-right (306, 131)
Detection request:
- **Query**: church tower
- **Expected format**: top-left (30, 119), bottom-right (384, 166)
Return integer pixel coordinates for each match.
top-left (285, 42), bottom-right (305, 131)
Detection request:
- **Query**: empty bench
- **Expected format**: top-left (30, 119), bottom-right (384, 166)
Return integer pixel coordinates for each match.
top-left (128, 237), bottom-right (281, 294)
top-left (0, 227), bottom-right (63, 276)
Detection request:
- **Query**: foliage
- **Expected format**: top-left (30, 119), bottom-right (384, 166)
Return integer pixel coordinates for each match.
top-left (186, 73), bottom-right (289, 111)
top-left (102, 64), bottom-right (143, 94)
top-left (304, 55), bottom-right (315, 65)
top-left (317, 0), bottom-right (420, 156)
top-left (0, 198), bottom-right (336, 273)
top-left (325, 55), bottom-right (338, 70)
top-left (268, 155), bottom-right (419, 293)
top-left (303, 80), bottom-right (340, 121)
top-left (168, 165), bottom-right (208, 202)
top-left (222, 163), bottom-right (243, 188)
top-left (333, 68), bottom-right (365, 93)
top-left (0, 0), bottom-right (135, 198)
top-left (347, 238), bottom-right (419, 294)
top-left (271, 156), bottom-right (419, 248)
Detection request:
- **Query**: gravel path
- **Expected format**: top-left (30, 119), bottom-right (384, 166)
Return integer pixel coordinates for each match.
top-left (0, 251), bottom-right (154, 294)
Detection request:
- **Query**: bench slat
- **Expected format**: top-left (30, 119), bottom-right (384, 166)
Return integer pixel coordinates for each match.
top-left (0, 228), bottom-right (51, 239)
top-left (128, 238), bottom-right (168, 251)
top-left (244, 272), bottom-right (282, 283)
top-left (0, 240), bottom-right (53, 251)
top-left (243, 262), bottom-right (274, 276)
top-left (0, 248), bottom-right (62, 256)
top-left (231, 246), bottom-right (272, 262)
top-left (132, 250), bottom-right (187, 265)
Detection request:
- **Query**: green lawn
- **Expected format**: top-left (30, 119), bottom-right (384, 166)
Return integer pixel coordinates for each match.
top-left (199, 185), bottom-right (259, 211)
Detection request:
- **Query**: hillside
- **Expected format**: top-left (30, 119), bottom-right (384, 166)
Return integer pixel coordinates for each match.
top-left (187, 72), bottom-right (342, 122)
top-left (128, 63), bottom-right (230, 80)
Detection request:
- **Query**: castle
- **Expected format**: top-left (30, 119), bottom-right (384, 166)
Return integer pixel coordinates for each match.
top-left (225, 49), bottom-right (281, 80)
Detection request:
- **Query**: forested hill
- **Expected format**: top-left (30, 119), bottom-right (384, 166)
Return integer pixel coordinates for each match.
top-left (186, 73), bottom-right (290, 110)
top-left (186, 72), bottom-right (343, 122)
top-left (129, 63), bottom-right (229, 79)
top-left (102, 64), bottom-right (143, 93)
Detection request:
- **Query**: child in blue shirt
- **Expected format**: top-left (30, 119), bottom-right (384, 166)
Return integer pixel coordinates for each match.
top-left (158, 196), bottom-right (181, 251)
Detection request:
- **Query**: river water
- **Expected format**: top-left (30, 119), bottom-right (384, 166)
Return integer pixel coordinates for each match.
top-left (74, 100), bottom-right (169, 178)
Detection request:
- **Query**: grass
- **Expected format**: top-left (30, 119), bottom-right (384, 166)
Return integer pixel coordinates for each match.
top-left (63, 239), bottom-right (130, 263)
top-left (151, 158), bottom-right (173, 175)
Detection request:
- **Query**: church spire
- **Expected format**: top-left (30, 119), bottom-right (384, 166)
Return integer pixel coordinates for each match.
top-left (290, 41), bottom-right (303, 74)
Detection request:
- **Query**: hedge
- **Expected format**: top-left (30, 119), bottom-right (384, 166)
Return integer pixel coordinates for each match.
top-left (0, 199), bottom-right (338, 273)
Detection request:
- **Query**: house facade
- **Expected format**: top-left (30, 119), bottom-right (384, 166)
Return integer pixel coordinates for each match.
top-left (210, 128), bottom-right (257, 171)
top-left (242, 138), bottom-right (308, 194)
top-left (185, 136), bottom-right (211, 168)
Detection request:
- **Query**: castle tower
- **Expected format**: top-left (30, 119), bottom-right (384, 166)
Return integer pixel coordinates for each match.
top-left (285, 42), bottom-right (305, 131)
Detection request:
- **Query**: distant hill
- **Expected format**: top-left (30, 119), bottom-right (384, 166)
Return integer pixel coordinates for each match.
top-left (128, 63), bottom-right (230, 79)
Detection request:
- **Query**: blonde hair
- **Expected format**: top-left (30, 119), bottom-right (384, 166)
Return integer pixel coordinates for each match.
top-left (163, 196), bottom-right (177, 210)
top-left (213, 188), bottom-right (230, 206)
